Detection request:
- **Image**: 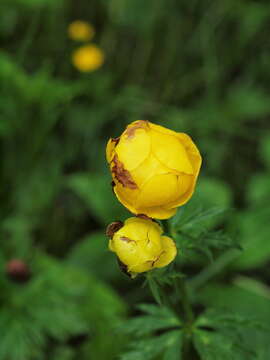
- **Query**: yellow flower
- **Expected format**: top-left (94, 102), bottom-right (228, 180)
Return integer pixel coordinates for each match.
top-left (106, 120), bottom-right (202, 219)
top-left (72, 44), bottom-right (104, 72)
top-left (108, 217), bottom-right (177, 274)
top-left (68, 20), bottom-right (95, 42)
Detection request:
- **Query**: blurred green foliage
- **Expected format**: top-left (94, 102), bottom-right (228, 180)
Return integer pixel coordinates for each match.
top-left (0, 0), bottom-right (270, 359)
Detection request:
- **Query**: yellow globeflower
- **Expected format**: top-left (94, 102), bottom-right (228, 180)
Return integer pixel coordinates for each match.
top-left (106, 120), bottom-right (202, 219)
top-left (72, 44), bottom-right (104, 72)
top-left (68, 20), bottom-right (95, 42)
top-left (107, 217), bottom-right (177, 274)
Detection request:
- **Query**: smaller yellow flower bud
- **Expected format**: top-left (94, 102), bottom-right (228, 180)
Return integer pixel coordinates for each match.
top-left (108, 217), bottom-right (177, 275)
top-left (72, 44), bottom-right (105, 72)
top-left (68, 20), bottom-right (95, 42)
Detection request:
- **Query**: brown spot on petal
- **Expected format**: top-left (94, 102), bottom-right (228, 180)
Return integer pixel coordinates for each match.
top-left (111, 137), bottom-right (120, 145)
top-left (111, 155), bottom-right (138, 189)
top-left (120, 236), bottom-right (135, 243)
top-left (152, 251), bottom-right (165, 267)
top-left (136, 214), bottom-right (159, 224)
top-left (125, 120), bottom-right (149, 139)
top-left (136, 214), bottom-right (153, 221)
top-left (106, 221), bottom-right (124, 238)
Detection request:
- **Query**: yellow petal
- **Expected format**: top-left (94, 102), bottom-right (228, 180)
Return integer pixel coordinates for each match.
top-left (148, 122), bottom-right (180, 137)
top-left (128, 261), bottom-right (154, 273)
top-left (116, 217), bottom-right (147, 242)
top-left (113, 181), bottom-right (139, 214)
top-left (112, 233), bottom-right (139, 266)
top-left (177, 133), bottom-right (202, 175)
top-left (150, 130), bottom-right (194, 175)
top-left (136, 174), bottom-right (179, 208)
top-left (117, 218), bottom-right (163, 259)
top-left (130, 154), bottom-right (168, 188)
top-left (124, 217), bottom-right (163, 235)
top-left (115, 122), bottom-right (151, 171)
top-left (108, 239), bottom-right (114, 251)
top-left (106, 138), bottom-right (118, 163)
top-left (177, 173), bottom-right (193, 196)
top-left (167, 174), bottom-right (198, 209)
top-left (136, 206), bottom-right (177, 220)
top-left (155, 236), bottom-right (177, 268)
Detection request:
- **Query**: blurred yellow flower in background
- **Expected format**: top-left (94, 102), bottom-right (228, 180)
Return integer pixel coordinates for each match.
top-left (108, 217), bottom-right (177, 275)
top-left (72, 44), bottom-right (104, 72)
top-left (68, 20), bottom-right (95, 41)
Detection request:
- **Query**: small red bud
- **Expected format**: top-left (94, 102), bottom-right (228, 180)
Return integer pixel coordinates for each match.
top-left (6, 259), bottom-right (31, 283)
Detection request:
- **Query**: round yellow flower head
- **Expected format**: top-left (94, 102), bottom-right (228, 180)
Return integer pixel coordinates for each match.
top-left (68, 20), bottom-right (95, 42)
top-left (108, 217), bottom-right (177, 274)
top-left (106, 120), bottom-right (202, 219)
top-left (72, 44), bottom-right (104, 72)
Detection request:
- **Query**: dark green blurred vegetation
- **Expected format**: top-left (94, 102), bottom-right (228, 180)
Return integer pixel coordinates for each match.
top-left (0, 0), bottom-right (270, 359)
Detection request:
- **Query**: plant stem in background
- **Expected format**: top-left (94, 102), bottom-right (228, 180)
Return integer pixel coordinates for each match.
top-left (162, 219), bottom-right (195, 359)
top-left (176, 277), bottom-right (195, 359)
top-left (17, 9), bottom-right (41, 64)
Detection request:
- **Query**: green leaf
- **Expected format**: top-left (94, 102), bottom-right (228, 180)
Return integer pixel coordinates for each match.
top-left (66, 173), bottom-right (129, 225)
top-left (162, 333), bottom-right (183, 360)
top-left (233, 206), bottom-right (270, 269)
top-left (246, 173), bottom-right (270, 206)
top-left (119, 304), bottom-right (181, 337)
top-left (68, 231), bottom-right (119, 281)
top-left (226, 85), bottom-right (270, 119)
top-left (198, 282), bottom-right (270, 325)
top-left (120, 331), bottom-right (182, 360)
top-left (162, 330), bottom-right (182, 360)
top-left (193, 330), bottom-right (237, 360)
top-left (171, 177), bottom-right (232, 234)
top-left (172, 205), bottom-right (227, 232)
top-left (194, 308), bottom-right (261, 360)
top-left (0, 253), bottom-right (126, 360)
top-left (146, 272), bottom-right (163, 306)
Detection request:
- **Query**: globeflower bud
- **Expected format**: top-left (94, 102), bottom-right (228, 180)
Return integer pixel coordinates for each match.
top-left (108, 217), bottom-right (177, 274)
top-left (106, 120), bottom-right (202, 219)
top-left (72, 44), bottom-right (105, 72)
top-left (68, 20), bottom-right (95, 42)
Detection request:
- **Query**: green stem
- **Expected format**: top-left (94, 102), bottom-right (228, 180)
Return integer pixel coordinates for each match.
top-left (162, 219), bottom-right (194, 359)
top-left (162, 219), bottom-right (171, 235)
top-left (174, 277), bottom-right (194, 359)
top-left (177, 278), bottom-right (194, 324)
top-left (17, 8), bottom-right (41, 64)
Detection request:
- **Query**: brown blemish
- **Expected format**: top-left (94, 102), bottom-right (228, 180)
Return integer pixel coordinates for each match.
top-left (120, 236), bottom-right (136, 244)
top-left (136, 213), bottom-right (152, 220)
top-left (125, 120), bottom-right (149, 139)
top-left (152, 251), bottom-right (165, 267)
top-left (117, 258), bottom-right (132, 278)
top-left (106, 221), bottom-right (124, 238)
top-left (111, 137), bottom-right (120, 145)
top-left (111, 155), bottom-right (138, 189)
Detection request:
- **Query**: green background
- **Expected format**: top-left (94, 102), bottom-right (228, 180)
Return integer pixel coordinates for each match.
top-left (0, 0), bottom-right (270, 359)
